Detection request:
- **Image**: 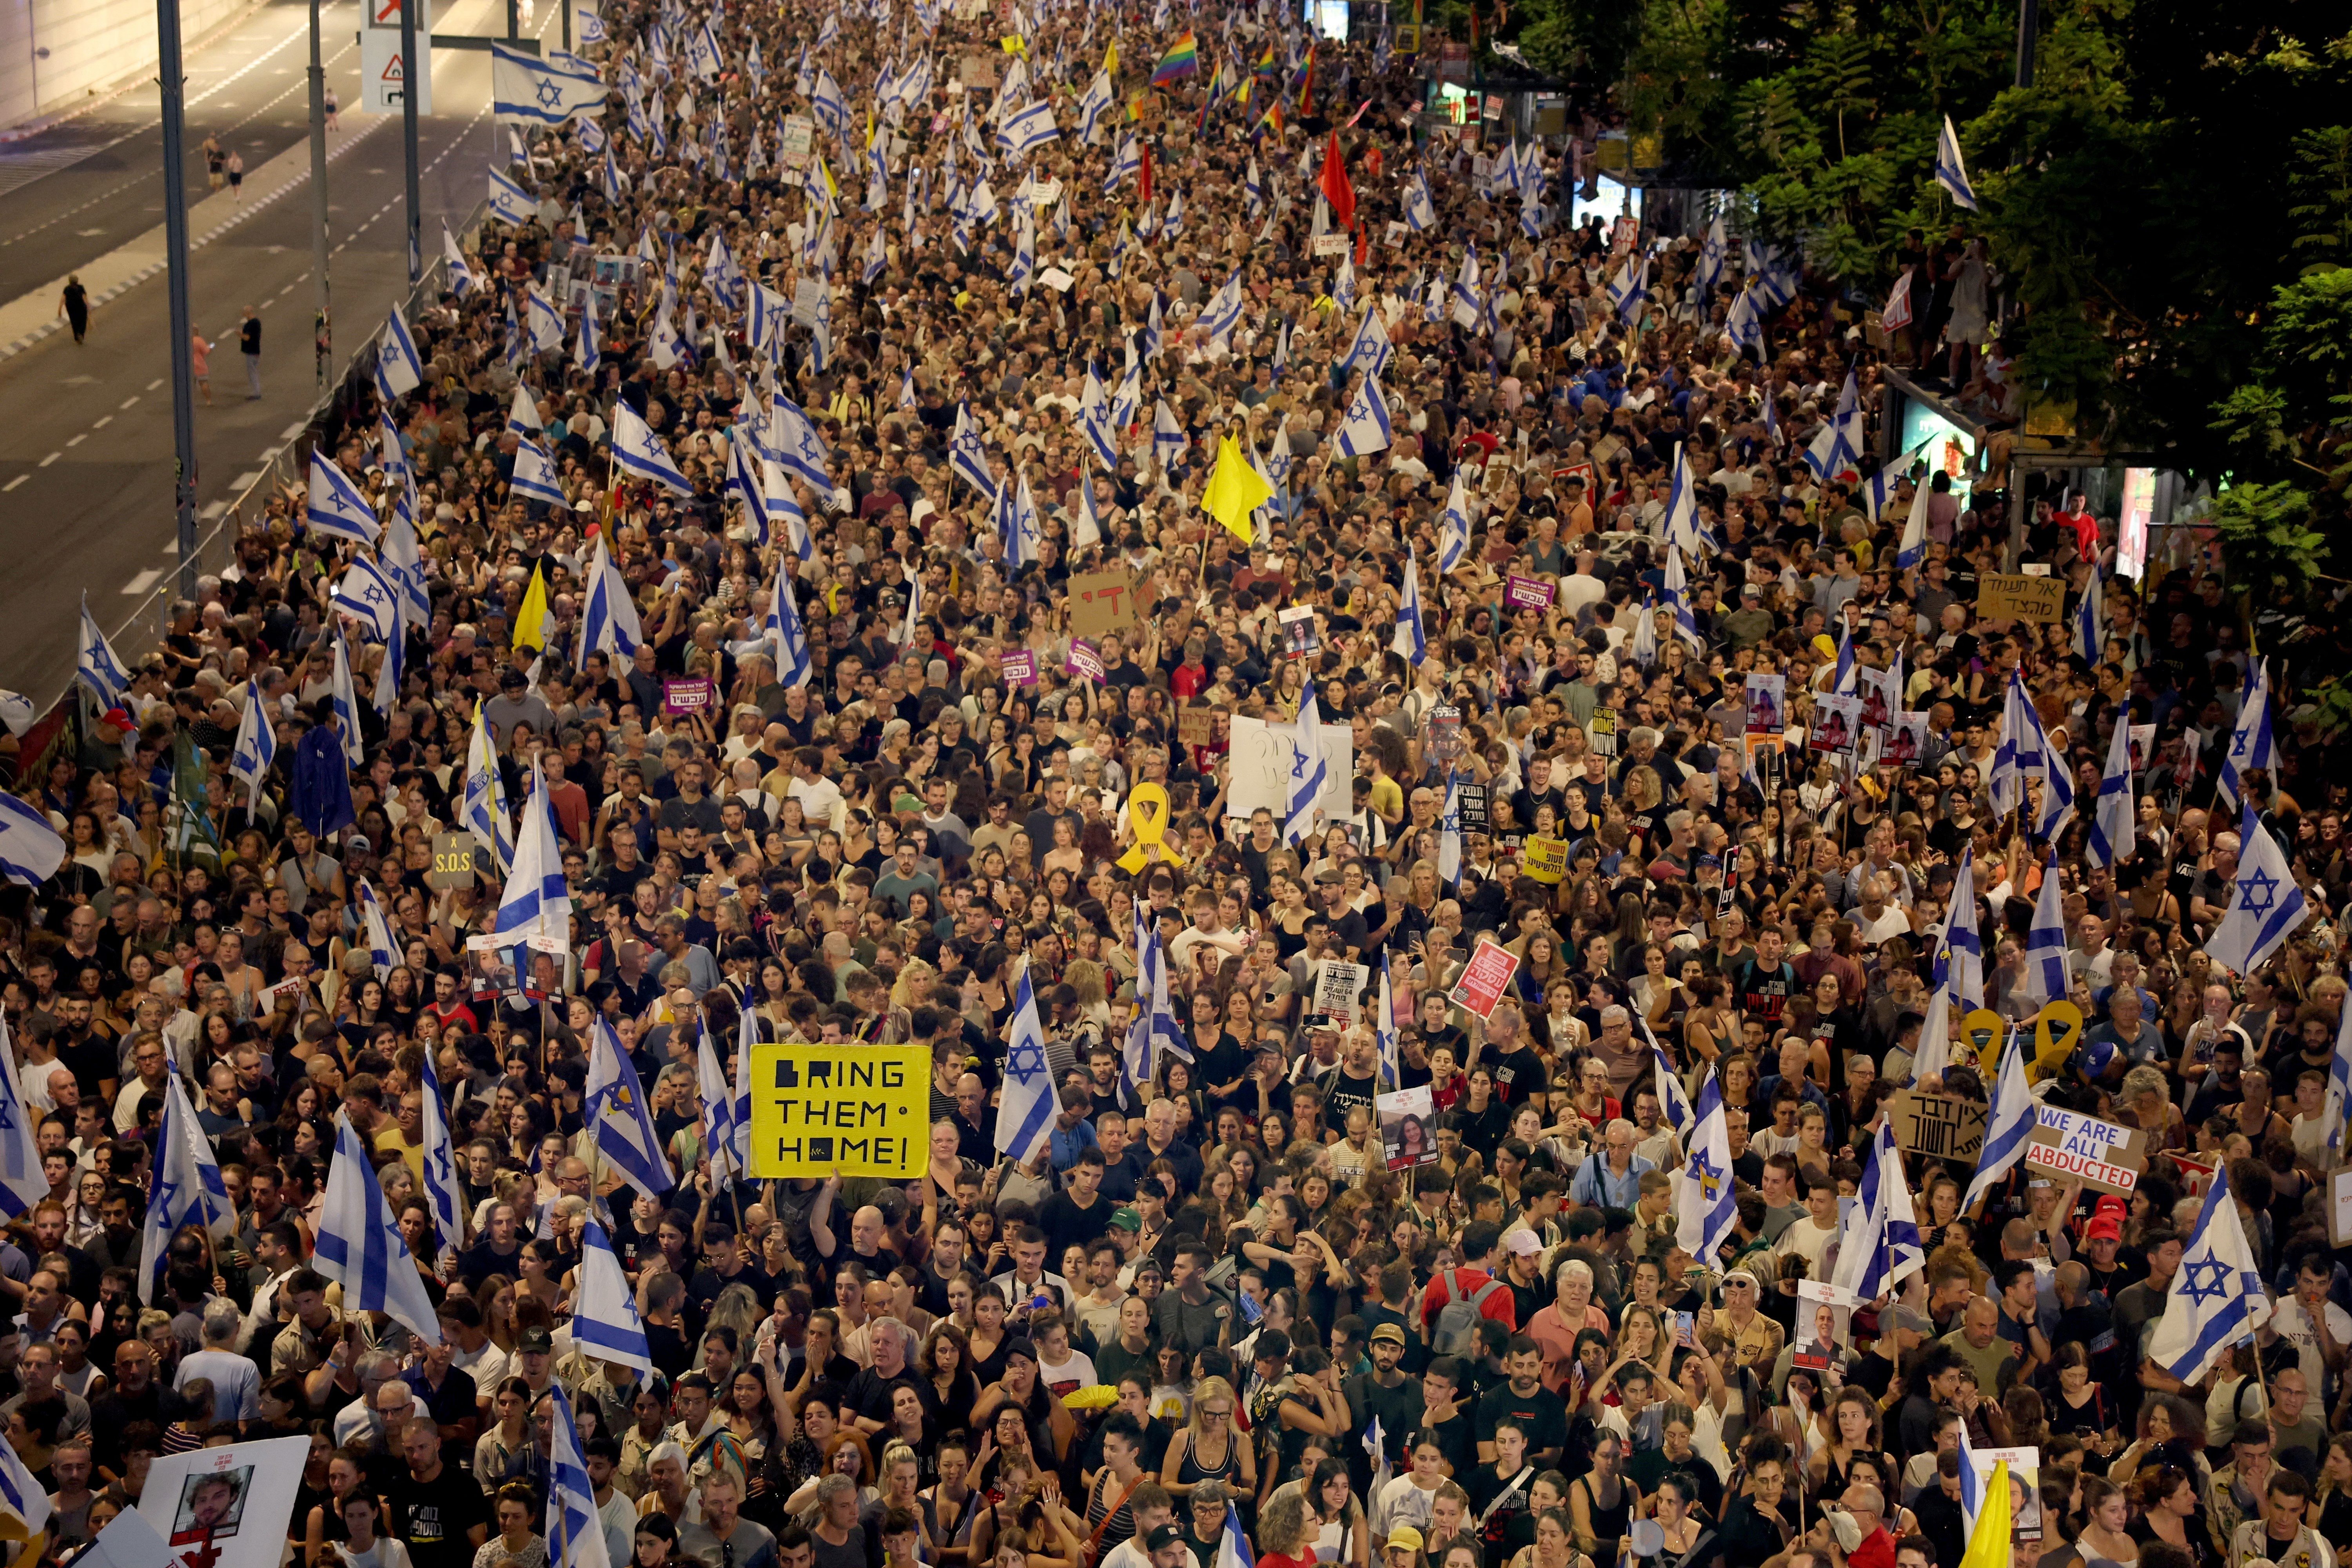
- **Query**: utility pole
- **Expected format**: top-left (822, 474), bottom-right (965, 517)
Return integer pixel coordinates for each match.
top-left (309, 0), bottom-right (330, 386)
top-left (400, 0), bottom-right (421, 282)
top-left (158, 0), bottom-right (198, 597)
top-left (2015, 0), bottom-right (2038, 87)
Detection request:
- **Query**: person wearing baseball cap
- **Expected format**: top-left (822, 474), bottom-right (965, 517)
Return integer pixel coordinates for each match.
top-left (1144, 1523), bottom-right (1192, 1568)
top-left (1348, 1321), bottom-right (1420, 1488)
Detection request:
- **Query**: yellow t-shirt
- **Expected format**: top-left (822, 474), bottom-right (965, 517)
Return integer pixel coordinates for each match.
top-left (1368, 775), bottom-right (1405, 824)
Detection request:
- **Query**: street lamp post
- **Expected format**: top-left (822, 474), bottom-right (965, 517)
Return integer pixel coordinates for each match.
top-left (401, 0), bottom-right (421, 281)
top-left (157, 0), bottom-right (198, 595)
top-left (309, 0), bottom-right (330, 385)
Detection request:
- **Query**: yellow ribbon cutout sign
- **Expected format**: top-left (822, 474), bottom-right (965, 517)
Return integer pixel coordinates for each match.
top-left (1116, 783), bottom-right (1187, 873)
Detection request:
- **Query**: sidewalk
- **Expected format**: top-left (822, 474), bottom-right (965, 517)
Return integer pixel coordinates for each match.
top-left (0, 115), bottom-right (387, 363)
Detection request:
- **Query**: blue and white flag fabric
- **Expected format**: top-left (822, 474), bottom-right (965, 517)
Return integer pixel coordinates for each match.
top-left (2085, 717), bottom-right (2135, 868)
top-left (764, 461), bottom-right (813, 561)
top-left (487, 167), bottom-right (539, 224)
top-left (316, 1110), bottom-right (443, 1343)
top-left (748, 281), bottom-right (790, 355)
top-left (1080, 363), bottom-right (1118, 470)
top-left (490, 759), bottom-right (569, 949)
top-left (379, 307), bottom-right (425, 396)
top-left (229, 681), bottom-right (278, 818)
top-left (1392, 545), bottom-right (1426, 665)
top-left (1834, 1120), bottom-right (1926, 1302)
top-left (768, 393), bottom-right (835, 490)
top-left (1341, 305), bottom-right (1392, 377)
top-left (1214, 1503), bottom-right (1255, 1568)
top-left (462, 703), bottom-right (514, 875)
top-left (570, 1219), bottom-right (652, 1373)
top-left (696, 1018), bottom-right (744, 1183)
top-left (0, 1016), bottom-right (47, 1219)
top-left (1960, 1025), bottom-right (2035, 1211)
top-left (1152, 399), bottom-right (1188, 469)
top-left (335, 553), bottom-right (404, 642)
top-left (1284, 683), bottom-right (1330, 848)
top-left (1944, 844), bottom-right (1985, 1010)
top-left (580, 532), bottom-right (642, 660)
top-left (1644, 1016), bottom-right (1695, 1138)
top-left (417, 1046), bottom-right (465, 1253)
top-left (2216, 660), bottom-right (2275, 812)
top-left (1375, 966), bottom-right (1401, 1092)
top-left (576, 286), bottom-right (602, 372)
top-left (443, 223), bottom-right (478, 298)
top-left (2324, 1000), bottom-right (2352, 1160)
top-left (1607, 253), bottom-right (1649, 324)
top-left (1695, 214), bottom-right (1726, 301)
top-left (948, 401), bottom-right (996, 495)
top-left (307, 451), bottom-right (381, 544)
top-left (766, 560), bottom-right (813, 688)
top-left (1659, 446), bottom-right (1703, 558)
top-left (1673, 1069), bottom-right (1738, 1267)
top-left (545, 1384), bottom-right (615, 1568)
top-left (136, 1071), bottom-right (232, 1303)
top-left (0, 1391), bottom-right (48, 1531)
top-left (575, 4), bottom-right (605, 42)
top-left (2206, 802), bottom-right (2311, 976)
top-left (328, 636), bottom-right (365, 765)
top-left (1432, 766), bottom-right (1461, 887)
top-left (1935, 115), bottom-right (1979, 210)
top-left (2075, 566), bottom-right (2105, 664)
top-left (997, 99), bottom-right (1057, 157)
top-left (1336, 371), bottom-right (1393, 457)
top-left (1078, 68), bottom-right (1114, 143)
top-left (510, 437), bottom-right (566, 508)
top-left (1662, 546), bottom-right (1704, 652)
top-left (2022, 848), bottom-right (2071, 1006)
top-left (492, 41), bottom-right (608, 125)
top-left (1201, 271), bottom-right (1246, 343)
top-left (586, 1014), bottom-right (678, 1201)
top-left (1404, 167), bottom-right (1436, 230)
top-left (1895, 461), bottom-right (1932, 570)
top-left (356, 877), bottom-right (399, 980)
top-left (611, 401), bottom-right (694, 494)
top-left (2146, 1163), bottom-right (2271, 1384)
top-left (809, 68), bottom-right (849, 135)
top-left (996, 961), bottom-right (1055, 1166)
top-left (1438, 474), bottom-right (1470, 572)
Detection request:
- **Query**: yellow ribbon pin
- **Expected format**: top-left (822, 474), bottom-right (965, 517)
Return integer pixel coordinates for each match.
top-left (1116, 783), bottom-right (1187, 873)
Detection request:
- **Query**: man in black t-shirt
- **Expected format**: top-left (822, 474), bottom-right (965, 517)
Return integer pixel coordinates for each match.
top-left (385, 1418), bottom-right (490, 1568)
top-left (1733, 926), bottom-right (1798, 1027)
top-left (1317, 1033), bottom-right (1381, 1127)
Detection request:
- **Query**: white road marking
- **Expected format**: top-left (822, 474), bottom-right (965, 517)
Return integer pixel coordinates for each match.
top-left (65, 433), bottom-right (84, 446)
top-left (121, 569), bottom-right (163, 595)
top-left (37, 452), bottom-right (58, 466)
top-left (1, 475), bottom-right (24, 491)
top-left (91, 416), bottom-right (111, 429)
top-left (119, 395), bottom-right (139, 408)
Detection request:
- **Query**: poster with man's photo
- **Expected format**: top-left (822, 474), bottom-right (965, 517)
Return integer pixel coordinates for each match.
top-left (140, 1436), bottom-right (312, 1568)
top-left (1972, 1445), bottom-right (2044, 1543)
top-left (1791, 1279), bottom-right (1852, 1373)
top-left (1378, 1086), bottom-right (1437, 1171)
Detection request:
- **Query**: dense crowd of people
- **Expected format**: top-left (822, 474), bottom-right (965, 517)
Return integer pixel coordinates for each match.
top-left (6, 2), bottom-right (2352, 1568)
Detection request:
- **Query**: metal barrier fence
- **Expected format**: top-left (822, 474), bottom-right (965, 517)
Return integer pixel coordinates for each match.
top-left (11, 200), bottom-right (486, 784)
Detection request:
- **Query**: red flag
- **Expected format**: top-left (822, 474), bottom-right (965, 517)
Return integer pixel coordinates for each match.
top-left (1355, 224), bottom-right (1369, 266)
top-left (1138, 141), bottom-right (1154, 205)
top-left (1318, 131), bottom-right (1355, 230)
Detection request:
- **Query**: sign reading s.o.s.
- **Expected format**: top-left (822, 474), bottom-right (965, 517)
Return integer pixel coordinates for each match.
top-left (748, 1045), bottom-right (929, 1178)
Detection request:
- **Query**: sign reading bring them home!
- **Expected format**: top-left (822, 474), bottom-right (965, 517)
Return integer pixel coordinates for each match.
top-left (748, 1045), bottom-right (929, 1178)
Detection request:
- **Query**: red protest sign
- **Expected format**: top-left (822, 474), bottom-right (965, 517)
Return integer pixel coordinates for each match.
top-left (1446, 939), bottom-right (1521, 1020)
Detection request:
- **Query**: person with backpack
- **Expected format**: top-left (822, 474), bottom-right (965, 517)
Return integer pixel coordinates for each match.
top-left (1418, 1222), bottom-right (1517, 1354)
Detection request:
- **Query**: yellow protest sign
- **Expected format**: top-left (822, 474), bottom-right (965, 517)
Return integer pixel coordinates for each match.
top-left (1521, 835), bottom-right (1568, 883)
top-left (748, 1045), bottom-right (929, 1179)
top-left (2031, 1000), bottom-right (2085, 1083)
top-left (1963, 1008), bottom-right (2005, 1076)
top-left (1116, 782), bottom-right (1186, 872)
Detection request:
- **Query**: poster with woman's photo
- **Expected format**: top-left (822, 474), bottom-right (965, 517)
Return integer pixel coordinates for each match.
top-left (1809, 692), bottom-right (1864, 755)
top-left (1886, 711), bottom-right (1930, 768)
top-left (1854, 664), bottom-right (1898, 735)
top-left (1745, 673), bottom-right (1786, 736)
top-left (1379, 1085), bottom-right (1437, 1171)
top-left (1278, 605), bottom-right (1319, 659)
top-left (1791, 1279), bottom-right (1851, 1373)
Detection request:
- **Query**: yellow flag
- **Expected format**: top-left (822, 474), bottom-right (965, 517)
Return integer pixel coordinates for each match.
top-left (818, 156), bottom-right (838, 198)
top-left (1103, 40), bottom-right (1118, 76)
top-left (1000, 33), bottom-right (1027, 56)
top-left (512, 563), bottom-right (553, 653)
top-left (1200, 434), bottom-right (1272, 543)
top-left (1957, 1461), bottom-right (2013, 1568)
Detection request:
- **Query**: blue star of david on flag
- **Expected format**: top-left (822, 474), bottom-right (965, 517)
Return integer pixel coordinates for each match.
top-left (2237, 866), bottom-right (2278, 916)
top-left (2178, 1256), bottom-right (2232, 1307)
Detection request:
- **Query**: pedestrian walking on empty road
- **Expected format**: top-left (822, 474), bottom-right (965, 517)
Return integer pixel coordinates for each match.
top-left (239, 309), bottom-right (260, 399)
top-left (226, 149), bottom-right (244, 199)
top-left (57, 275), bottom-right (87, 345)
top-left (191, 329), bottom-right (213, 404)
top-left (203, 133), bottom-right (223, 191)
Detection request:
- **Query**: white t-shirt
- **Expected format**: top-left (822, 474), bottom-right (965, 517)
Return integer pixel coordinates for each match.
top-left (2267, 1296), bottom-right (2352, 1398)
top-left (1038, 1348), bottom-right (1096, 1397)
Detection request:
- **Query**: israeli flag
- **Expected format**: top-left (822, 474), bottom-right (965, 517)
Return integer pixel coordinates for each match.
top-left (1673, 1069), bottom-right (1739, 1267)
top-left (0, 1392), bottom-right (48, 1532)
top-left (1078, 68), bottom-right (1113, 143)
top-left (1111, 359), bottom-right (1140, 432)
top-left (229, 681), bottom-right (278, 817)
top-left (334, 553), bottom-right (404, 642)
top-left (1642, 1016), bottom-right (1694, 1139)
top-left (2323, 1000), bottom-right (2352, 1160)
top-left (544, 1385), bottom-right (614, 1568)
top-left (0, 1016), bottom-right (50, 1219)
top-left (1404, 168), bottom-right (1436, 231)
top-left (1895, 459), bottom-right (1932, 570)
top-left (1121, 926), bottom-right (1169, 1107)
top-left (2075, 566), bottom-right (2104, 664)
top-left (1079, 363), bottom-right (1117, 469)
top-left (995, 961), bottom-right (1055, 1167)
top-left (1935, 115), bottom-right (1979, 210)
top-left (1285, 682), bottom-right (1329, 847)
top-left (379, 307), bottom-right (425, 396)
top-left (2022, 847), bottom-right (2071, 1007)
top-left (1960, 1025), bottom-right (2035, 1211)
top-left (1336, 371), bottom-right (1392, 457)
top-left (356, 877), bottom-right (399, 980)
top-left (1834, 1120), bottom-right (1926, 1302)
top-left (487, 167), bottom-right (539, 225)
top-left (809, 68), bottom-right (849, 134)
top-left (1215, 1503), bottom-right (1255, 1568)
top-left (587, 1014), bottom-right (677, 1201)
top-left (697, 1018), bottom-right (744, 1183)
top-left (1392, 545), bottom-right (1426, 665)
top-left (493, 41), bottom-right (608, 126)
top-left (766, 560), bottom-right (813, 688)
top-left (1201, 271), bottom-right (1246, 342)
top-left (329, 635), bottom-right (365, 765)
top-left (2084, 718), bottom-right (2135, 869)
top-left (490, 759), bottom-right (569, 948)
top-left (998, 99), bottom-right (1058, 156)
top-left (1374, 966), bottom-right (1401, 1092)
top-left (1607, 253), bottom-right (1649, 324)
top-left (2206, 802), bottom-right (2312, 976)
top-left (576, 287), bottom-right (601, 373)
top-left (1340, 304), bottom-right (1392, 377)
top-left (510, 437), bottom-right (566, 508)
top-left (1005, 473), bottom-right (1042, 568)
top-left (1662, 545), bottom-right (1704, 652)
top-left (307, 450), bottom-right (381, 544)
top-left (948, 401), bottom-right (996, 495)
top-left (581, 532), bottom-right (642, 659)
top-left (1152, 399), bottom-right (1188, 468)
top-left (1659, 445), bottom-right (1702, 556)
top-left (1071, 472), bottom-right (1104, 553)
top-left (443, 223), bottom-right (478, 298)
top-left (1695, 214), bottom-right (1726, 301)
top-left (2216, 660), bottom-right (2275, 811)
top-left (769, 393), bottom-right (834, 490)
top-left (417, 1046), bottom-right (465, 1253)
top-left (1245, 158), bottom-right (1264, 212)
top-left (897, 572), bottom-right (924, 650)
top-left (1725, 285), bottom-right (1764, 358)
top-left (462, 704), bottom-right (514, 875)
top-left (571, 1219), bottom-right (652, 1372)
top-left (136, 1071), bottom-right (232, 1303)
top-left (2147, 1163), bottom-right (2272, 1384)
top-left (1944, 844), bottom-right (1985, 1009)
top-left (764, 461), bottom-right (813, 561)
top-left (575, 5), bottom-right (606, 43)
top-left (1438, 473), bottom-right (1471, 572)
top-left (1105, 133), bottom-right (1141, 191)
top-left (611, 401), bottom-right (694, 494)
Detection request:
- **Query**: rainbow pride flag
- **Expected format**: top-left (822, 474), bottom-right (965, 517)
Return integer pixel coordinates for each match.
top-left (1150, 31), bottom-right (1199, 85)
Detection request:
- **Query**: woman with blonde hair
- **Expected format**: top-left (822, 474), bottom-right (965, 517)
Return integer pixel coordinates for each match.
top-left (1160, 1375), bottom-right (1254, 1501)
top-left (1063, 960), bottom-right (1114, 1034)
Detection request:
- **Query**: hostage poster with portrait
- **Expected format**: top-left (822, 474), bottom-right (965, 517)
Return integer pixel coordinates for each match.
top-left (140, 1436), bottom-right (312, 1568)
top-left (1378, 1086), bottom-right (1438, 1171)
